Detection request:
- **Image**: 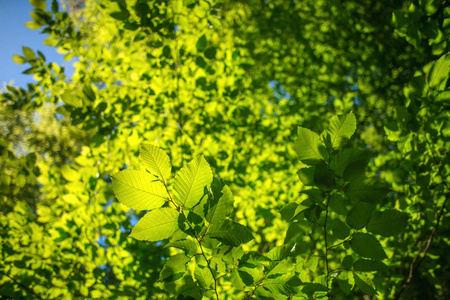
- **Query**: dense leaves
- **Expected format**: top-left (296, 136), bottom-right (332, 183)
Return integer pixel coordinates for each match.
top-left (1, 0), bottom-right (449, 299)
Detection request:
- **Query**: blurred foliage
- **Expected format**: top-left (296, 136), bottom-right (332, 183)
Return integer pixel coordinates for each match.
top-left (0, 0), bottom-right (448, 298)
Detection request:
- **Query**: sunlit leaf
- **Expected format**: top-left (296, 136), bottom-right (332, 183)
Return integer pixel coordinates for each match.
top-left (295, 127), bottom-right (328, 164)
top-left (323, 112), bottom-right (356, 149)
top-left (209, 221), bottom-right (252, 246)
top-left (140, 144), bottom-right (172, 182)
top-left (12, 54), bottom-right (27, 64)
top-left (130, 208), bottom-right (179, 241)
top-left (429, 54), bottom-right (450, 90)
top-left (166, 238), bottom-right (199, 256)
top-left (30, 0), bottom-right (47, 10)
top-left (160, 253), bottom-right (190, 280)
top-left (173, 156), bottom-right (212, 209)
top-left (112, 170), bottom-right (167, 210)
top-left (206, 185), bottom-right (234, 225)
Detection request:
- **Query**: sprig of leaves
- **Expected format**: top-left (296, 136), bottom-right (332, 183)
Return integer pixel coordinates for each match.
top-left (112, 144), bottom-right (252, 299)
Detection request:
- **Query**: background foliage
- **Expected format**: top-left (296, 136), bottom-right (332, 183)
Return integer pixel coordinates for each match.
top-left (0, 0), bottom-right (449, 299)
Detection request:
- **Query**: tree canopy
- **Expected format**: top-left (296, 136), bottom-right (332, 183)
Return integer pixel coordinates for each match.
top-left (1, 0), bottom-right (449, 299)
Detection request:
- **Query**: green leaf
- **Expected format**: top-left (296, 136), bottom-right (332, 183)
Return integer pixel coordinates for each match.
top-left (196, 35), bottom-right (207, 52)
top-left (207, 185), bottom-right (234, 226)
top-left (110, 1), bottom-right (130, 21)
top-left (436, 90), bottom-right (450, 103)
top-left (265, 245), bottom-right (292, 261)
top-left (330, 218), bottom-right (350, 239)
top-left (330, 148), bottom-right (371, 179)
top-left (343, 158), bottom-right (370, 181)
top-left (61, 91), bottom-right (82, 107)
top-left (140, 144), bottom-right (172, 182)
top-left (166, 238), bottom-right (199, 256)
top-left (354, 273), bottom-right (376, 295)
top-left (366, 209), bottom-right (409, 237)
top-left (162, 274), bottom-right (201, 298)
top-left (313, 161), bottom-right (335, 191)
top-left (297, 166), bottom-right (315, 186)
top-left (345, 178), bottom-right (388, 203)
top-left (323, 112), bottom-right (357, 149)
top-left (173, 0), bottom-right (183, 14)
top-left (30, 0), bottom-right (47, 10)
top-left (342, 255), bottom-right (354, 269)
top-left (112, 170), bottom-right (167, 211)
top-left (429, 54), bottom-right (450, 90)
top-left (406, 25), bottom-right (421, 48)
top-left (230, 269), bottom-right (245, 290)
top-left (160, 253), bottom-right (190, 280)
top-left (336, 271), bottom-right (354, 295)
top-left (61, 165), bottom-right (79, 182)
top-left (295, 126), bottom-right (328, 164)
top-left (22, 46), bottom-right (36, 60)
top-left (204, 47), bottom-right (217, 59)
top-left (12, 54), bottom-right (27, 64)
top-left (350, 233), bottom-right (387, 260)
top-left (240, 251), bottom-right (272, 266)
top-left (82, 85), bottom-right (96, 102)
top-left (209, 221), bottom-right (252, 246)
top-left (194, 263), bottom-right (215, 288)
top-left (173, 156), bottom-right (212, 209)
top-left (280, 202), bottom-right (299, 221)
top-left (51, 0), bottom-right (59, 13)
top-left (353, 259), bottom-right (388, 272)
top-left (260, 279), bottom-right (296, 296)
top-left (130, 208), bottom-right (179, 241)
top-left (329, 193), bottom-right (349, 216)
top-left (346, 201), bottom-right (375, 229)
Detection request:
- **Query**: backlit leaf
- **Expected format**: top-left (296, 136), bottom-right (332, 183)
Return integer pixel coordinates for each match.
top-left (207, 185), bottom-right (234, 225)
top-left (330, 148), bottom-right (371, 179)
top-left (30, 0), bottom-right (47, 10)
top-left (209, 221), bottom-right (252, 246)
top-left (61, 165), bottom-right (79, 182)
top-left (295, 127), bottom-right (328, 164)
top-left (22, 46), bottom-right (36, 60)
top-left (140, 144), bottom-right (172, 182)
top-left (166, 238), bottom-right (199, 256)
top-left (429, 54), bottom-right (450, 90)
top-left (323, 112), bottom-right (356, 149)
top-left (112, 170), bottom-right (167, 210)
top-left (160, 253), bottom-right (190, 280)
top-left (130, 208), bottom-right (179, 241)
top-left (173, 156), bottom-right (212, 209)
top-left (12, 54), bottom-right (27, 64)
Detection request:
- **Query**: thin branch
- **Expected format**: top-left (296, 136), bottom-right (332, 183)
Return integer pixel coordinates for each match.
top-left (394, 137), bottom-right (449, 299)
top-left (327, 231), bottom-right (355, 251)
top-left (394, 192), bottom-right (449, 299)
